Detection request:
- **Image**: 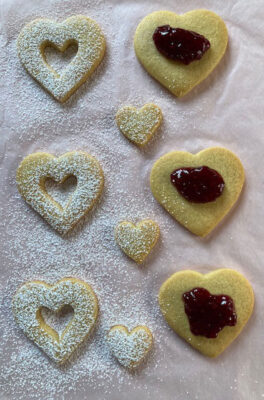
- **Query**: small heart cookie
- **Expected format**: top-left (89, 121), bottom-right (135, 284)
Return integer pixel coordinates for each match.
top-left (16, 151), bottom-right (104, 235)
top-left (150, 147), bottom-right (244, 237)
top-left (116, 104), bottom-right (162, 146)
top-left (134, 10), bottom-right (228, 97)
top-left (12, 278), bottom-right (98, 363)
top-left (17, 15), bottom-right (106, 102)
top-left (115, 220), bottom-right (160, 264)
top-left (159, 269), bottom-right (254, 357)
top-left (107, 325), bottom-right (153, 369)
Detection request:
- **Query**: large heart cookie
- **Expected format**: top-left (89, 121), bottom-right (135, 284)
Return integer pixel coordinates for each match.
top-left (12, 278), bottom-right (98, 363)
top-left (115, 219), bottom-right (160, 264)
top-left (150, 147), bottom-right (244, 237)
top-left (134, 10), bottom-right (228, 97)
top-left (159, 269), bottom-right (254, 357)
top-left (107, 325), bottom-right (153, 368)
top-left (116, 103), bottom-right (162, 146)
top-left (17, 15), bottom-right (106, 102)
top-left (16, 151), bottom-right (104, 235)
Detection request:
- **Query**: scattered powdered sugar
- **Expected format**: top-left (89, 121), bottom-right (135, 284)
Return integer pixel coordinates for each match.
top-left (1, 0), bottom-right (263, 399)
top-left (16, 151), bottom-right (104, 235)
top-left (17, 15), bottom-right (106, 102)
top-left (107, 325), bottom-right (153, 368)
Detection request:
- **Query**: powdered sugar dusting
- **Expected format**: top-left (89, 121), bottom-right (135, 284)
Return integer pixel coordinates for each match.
top-left (116, 103), bottom-right (162, 146)
top-left (17, 15), bottom-right (106, 102)
top-left (12, 278), bottom-right (98, 363)
top-left (107, 325), bottom-right (153, 368)
top-left (1, 0), bottom-right (263, 399)
top-left (115, 219), bottom-right (160, 264)
top-left (16, 151), bottom-right (104, 234)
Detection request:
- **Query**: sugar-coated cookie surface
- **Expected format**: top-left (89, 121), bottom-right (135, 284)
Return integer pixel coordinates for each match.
top-left (150, 147), bottom-right (244, 237)
top-left (116, 103), bottom-right (162, 146)
top-left (17, 15), bottom-right (106, 102)
top-left (115, 219), bottom-right (160, 264)
top-left (12, 278), bottom-right (98, 364)
top-left (159, 269), bottom-right (254, 357)
top-left (134, 10), bottom-right (228, 97)
top-left (107, 325), bottom-right (153, 369)
top-left (16, 151), bottom-right (104, 235)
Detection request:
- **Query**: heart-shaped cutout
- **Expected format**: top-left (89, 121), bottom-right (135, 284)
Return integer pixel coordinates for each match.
top-left (115, 219), bottom-right (160, 264)
top-left (134, 10), bottom-right (228, 97)
top-left (12, 278), bottom-right (98, 364)
top-left (17, 15), bottom-right (106, 102)
top-left (40, 305), bottom-right (74, 337)
top-left (116, 103), bottom-right (162, 146)
top-left (45, 175), bottom-right (77, 208)
top-left (150, 147), bottom-right (244, 237)
top-left (16, 151), bottom-right (104, 235)
top-left (159, 269), bottom-right (254, 357)
top-left (44, 42), bottom-right (78, 74)
top-left (107, 325), bottom-right (153, 368)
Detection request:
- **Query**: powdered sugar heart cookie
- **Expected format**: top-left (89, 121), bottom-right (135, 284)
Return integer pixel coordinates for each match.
top-left (17, 15), bottom-right (106, 102)
top-left (150, 147), bottom-right (244, 237)
top-left (116, 104), bottom-right (162, 146)
top-left (115, 220), bottom-right (160, 264)
top-left (12, 278), bottom-right (98, 364)
top-left (107, 325), bottom-right (153, 368)
top-left (16, 151), bottom-right (104, 235)
top-left (159, 269), bottom-right (254, 357)
top-left (134, 10), bottom-right (228, 97)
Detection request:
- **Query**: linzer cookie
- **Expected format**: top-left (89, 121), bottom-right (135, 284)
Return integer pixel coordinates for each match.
top-left (16, 151), bottom-right (104, 235)
top-left (107, 325), bottom-right (153, 368)
top-left (159, 269), bottom-right (254, 357)
top-left (17, 15), bottom-right (106, 102)
top-left (12, 278), bottom-right (99, 364)
top-left (150, 147), bottom-right (244, 237)
top-left (134, 10), bottom-right (228, 97)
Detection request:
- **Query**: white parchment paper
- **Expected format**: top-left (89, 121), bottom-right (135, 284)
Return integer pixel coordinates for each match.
top-left (0, 0), bottom-right (264, 399)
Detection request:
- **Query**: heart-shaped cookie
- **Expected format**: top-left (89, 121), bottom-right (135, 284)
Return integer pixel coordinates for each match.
top-left (107, 325), bottom-right (153, 368)
top-left (12, 278), bottom-right (98, 364)
top-left (159, 269), bottom-right (254, 357)
top-left (17, 15), bottom-right (106, 102)
top-left (115, 219), bottom-right (160, 264)
top-left (134, 10), bottom-right (228, 97)
top-left (150, 147), bottom-right (244, 237)
top-left (116, 104), bottom-right (162, 146)
top-left (16, 151), bottom-right (104, 235)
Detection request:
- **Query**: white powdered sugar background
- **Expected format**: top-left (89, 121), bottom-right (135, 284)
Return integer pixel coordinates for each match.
top-left (0, 0), bottom-right (264, 399)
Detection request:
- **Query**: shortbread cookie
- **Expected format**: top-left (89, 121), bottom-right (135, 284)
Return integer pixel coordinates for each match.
top-left (115, 220), bottom-right (160, 264)
top-left (12, 278), bottom-right (99, 364)
top-left (107, 325), bottom-right (153, 369)
top-left (116, 103), bottom-right (162, 146)
top-left (16, 151), bottom-right (104, 235)
top-left (17, 15), bottom-right (106, 102)
top-left (134, 10), bottom-right (228, 97)
top-left (159, 269), bottom-right (254, 357)
top-left (150, 147), bottom-right (244, 237)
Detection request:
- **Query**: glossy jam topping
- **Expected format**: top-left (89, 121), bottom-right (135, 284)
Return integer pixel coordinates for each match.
top-left (152, 25), bottom-right (210, 65)
top-left (170, 166), bottom-right (225, 203)
top-left (182, 287), bottom-right (237, 339)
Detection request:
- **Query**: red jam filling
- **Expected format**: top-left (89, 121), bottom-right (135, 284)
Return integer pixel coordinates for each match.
top-left (152, 25), bottom-right (210, 65)
top-left (170, 166), bottom-right (225, 203)
top-left (182, 287), bottom-right (237, 338)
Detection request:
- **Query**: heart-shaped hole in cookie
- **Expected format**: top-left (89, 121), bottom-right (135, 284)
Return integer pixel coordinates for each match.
top-left (42, 40), bottom-right (78, 74)
top-left (38, 305), bottom-right (74, 340)
top-left (45, 175), bottom-right (77, 208)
